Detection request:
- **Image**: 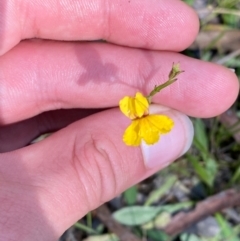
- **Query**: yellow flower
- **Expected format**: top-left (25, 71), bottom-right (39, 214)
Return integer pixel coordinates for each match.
top-left (119, 92), bottom-right (174, 146)
top-left (119, 92), bottom-right (149, 119)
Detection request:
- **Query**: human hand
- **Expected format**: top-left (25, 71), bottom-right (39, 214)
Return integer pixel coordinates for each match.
top-left (0, 0), bottom-right (238, 240)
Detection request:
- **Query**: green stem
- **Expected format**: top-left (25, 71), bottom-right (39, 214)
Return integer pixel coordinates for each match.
top-left (146, 63), bottom-right (184, 103)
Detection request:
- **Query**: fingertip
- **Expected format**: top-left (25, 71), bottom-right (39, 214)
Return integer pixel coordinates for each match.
top-left (198, 63), bottom-right (239, 117)
top-left (176, 1), bottom-right (200, 50)
top-left (142, 105), bottom-right (194, 169)
top-left (111, 0), bottom-right (200, 51)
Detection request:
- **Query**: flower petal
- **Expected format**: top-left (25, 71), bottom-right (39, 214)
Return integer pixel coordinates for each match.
top-left (140, 115), bottom-right (174, 145)
top-left (145, 115), bottom-right (174, 133)
top-left (134, 92), bottom-right (149, 116)
top-left (123, 114), bottom-right (174, 146)
top-left (123, 120), bottom-right (142, 146)
top-left (119, 92), bottom-right (149, 119)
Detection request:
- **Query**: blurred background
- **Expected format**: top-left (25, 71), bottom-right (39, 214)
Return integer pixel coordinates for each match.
top-left (60, 1), bottom-right (240, 240)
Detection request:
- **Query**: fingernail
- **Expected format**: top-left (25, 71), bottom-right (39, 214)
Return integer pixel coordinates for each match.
top-left (228, 68), bottom-right (235, 73)
top-left (141, 105), bottom-right (194, 169)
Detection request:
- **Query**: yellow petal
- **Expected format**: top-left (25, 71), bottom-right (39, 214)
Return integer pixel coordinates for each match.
top-left (123, 120), bottom-right (142, 146)
top-left (123, 115), bottom-right (174, 146)
top-left (119, 92), bottom-right (149, 119)
top-left (139, 115), bottom-right (174, 145)
top-left (145, 115), bottom-right (174, 134)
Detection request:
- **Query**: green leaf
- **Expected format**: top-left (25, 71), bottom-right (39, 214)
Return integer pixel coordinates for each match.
top-left (180, 233), bottom-right (202, 241)
top-left (205, 157), bottom-right (218, 179)
top-left (123, 185), bottom-right (137, 205)
top-left (201, 51), bottom-right (213, 62)
top-left (225, 57), bottom-right (240, 68)
top-left (233, 224), bottom-right (240, 236)
top-left (153, 212), bottom-right (171, 228)
top-left (215, 213), bottom-right (239, 241)
top-left (142, 212), bottom-right (171, 230)
top-left (188, 155), bottom-right (214, 188)
top-left (144, 175), bottom-right (177, 206)
top-left (183, 0), bottom-right (195, 6)
top-left (160, 202), bottom-right (193, 213)
top-left (193, 119), bottom-right (209, 154)
top-left (112, 206), bottom-right (161, 226)
top-left (113, 202), bottom-right (193, 226)
top-left (231, 164), bottom-right (240, 184)
top-left (146, 230), bottom-right (171, 241)
top-left (194, 119), bottom-right (218, 180)
top-left (83, 234), bottom-right (119, 241)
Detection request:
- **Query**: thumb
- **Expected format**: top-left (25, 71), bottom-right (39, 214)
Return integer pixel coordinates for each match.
top-left (1, 106), bottom-right (193, 240)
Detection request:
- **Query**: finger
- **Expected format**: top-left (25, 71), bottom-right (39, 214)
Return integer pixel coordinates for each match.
top-left (0, 41), bottom-right (238, 124)
top-left (0, 109), bottom-right (99, 153)
top-left (0, 0), bottom-right (198, 55)
top-left (0, 106), bottom-right (193, 239)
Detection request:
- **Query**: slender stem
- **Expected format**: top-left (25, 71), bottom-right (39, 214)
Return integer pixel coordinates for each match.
top-left (146, 63), bottom-right (184, 103)
top-left (147, 78), bottom-right (177, 99)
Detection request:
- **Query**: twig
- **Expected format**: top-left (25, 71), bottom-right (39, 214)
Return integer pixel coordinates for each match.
top-left (163, 189), bottom-right (240, 236)
top-left (95, 204), bottom-right (142, 241)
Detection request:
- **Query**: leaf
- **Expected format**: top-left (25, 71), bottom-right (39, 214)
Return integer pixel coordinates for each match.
top-left (141, 212), bottom-right (171, 230)
top-left (83, 234), bottom-right (119, 241)
top-left (112, 206), bottom-right (162, 226)
top-left (113, 202), bottom-right (193, 226)
top-left (123, 185), bottom-right (137, 205)
top-left (215, 213), bottom-right (239, 241)
top-left (142, 202), bottom-right (192, 230)
top-left (188, 155), bottom-right (214, 188)
top-left (192, 119), bottom-right (219, 188)
top-left (183, 0), bottom-right (195, 6)
top-left (233, 224), bottom-right (240, 236)
top-left (180, 233), bottom-right (202, 241)
top-left (144, 175), bottom-right (177, 206)
top-left (205, 157), bottom-right (218, 177)
top-left (231, 164), bottom-right (240, 184)
top-left (225, 57), bottom-right (240, 68)
top-left (160, 202), bottom-right (193, 213)
top-left (153, 212), bottom-right (171, 228)
top-left (146, 230), bottom-right (171, 241)
top-left (193, 119), bottom-right (209, 157)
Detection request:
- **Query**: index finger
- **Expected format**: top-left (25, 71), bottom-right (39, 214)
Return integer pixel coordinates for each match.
top-left (0, 41), bottom-right (238, 125)
top-left (0, 0), bottom-right (199, 55)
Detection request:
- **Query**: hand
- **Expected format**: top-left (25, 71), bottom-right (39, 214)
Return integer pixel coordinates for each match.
top-left (0, 0), bottom-right (238, 240)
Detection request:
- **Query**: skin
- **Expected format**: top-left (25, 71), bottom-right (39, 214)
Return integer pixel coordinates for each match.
top-left (0, 0), bottom-right (239, 240)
